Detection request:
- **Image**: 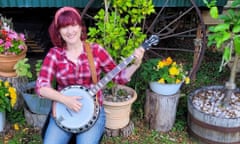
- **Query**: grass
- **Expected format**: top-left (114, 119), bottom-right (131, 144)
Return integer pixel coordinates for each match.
top-left (0, 50), bottom-right (230, 144)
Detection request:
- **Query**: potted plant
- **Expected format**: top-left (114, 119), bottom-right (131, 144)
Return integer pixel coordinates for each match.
top-left (140, 57), bottom-right (190, 95)
top-left (0, 79), bottom-right (17, 132)
top-left (0, 14), bottom-right (27, 77)
top-left (187, 0), bottom-right (240, 143)
top-left (139, 56), bottom-right (190, 132)
top-left (87, 0), bottom-right (155, 133)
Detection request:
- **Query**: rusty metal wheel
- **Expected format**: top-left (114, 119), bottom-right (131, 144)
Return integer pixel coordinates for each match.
top-left (144, 0), bottom-right (207, 79)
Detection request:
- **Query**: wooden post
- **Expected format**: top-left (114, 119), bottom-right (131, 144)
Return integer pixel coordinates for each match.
top-left (105, 120), bottom-right (134, 137)
top-left (144, 89), bottom-right (180, 132)
top-left (24, 107), bottom-right (48, 128)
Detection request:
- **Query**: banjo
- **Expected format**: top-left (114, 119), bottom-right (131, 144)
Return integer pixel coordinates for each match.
top-left (53, 35), bottom-right (159, 133)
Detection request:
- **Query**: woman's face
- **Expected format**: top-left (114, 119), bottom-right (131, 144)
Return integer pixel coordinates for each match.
top-left (59, 24), bottom-right (81, 45)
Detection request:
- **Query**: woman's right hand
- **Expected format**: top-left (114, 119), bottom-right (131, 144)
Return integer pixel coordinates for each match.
top-left (62, 96), bottom-right (82, 112)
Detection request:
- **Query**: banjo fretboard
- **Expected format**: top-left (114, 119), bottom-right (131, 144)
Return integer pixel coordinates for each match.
top-left (88, 35), bottom-right (159, 97)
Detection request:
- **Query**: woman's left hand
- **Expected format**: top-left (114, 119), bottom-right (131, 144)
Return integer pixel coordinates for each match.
top-left (133, 47), bottom-right (145, 66)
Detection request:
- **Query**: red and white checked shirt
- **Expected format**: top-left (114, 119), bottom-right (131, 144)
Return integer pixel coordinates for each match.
top-left (35, 43), bottom-right (129, 105)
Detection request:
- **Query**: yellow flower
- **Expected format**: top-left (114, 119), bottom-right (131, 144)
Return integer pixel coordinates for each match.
top-left (176, 79), bottom-right (182, 84)
top-left (169, 66), bottom-right (179, 76)
top-left (9, 87), bottom-right (17, 108)
top-left (172, 62), bottom-right (177, 66)
top-left (185, 77), bottom-right (190, 84)
top-left (157, 61), bottom-right (165, 69)
top-left (4, 81), bottom-right (10, 87)
top-left (158, 78), bottom-right (165, 83)
top-left (165, 57), bottom-right (173, 65)
top-left (0, 81), bottom-right (17, 111)
top-left (13, 123), bottom-right (20, 131)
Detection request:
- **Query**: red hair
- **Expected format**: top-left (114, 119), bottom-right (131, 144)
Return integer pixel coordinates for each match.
top-left (48, 7), bottom-right (87, 47)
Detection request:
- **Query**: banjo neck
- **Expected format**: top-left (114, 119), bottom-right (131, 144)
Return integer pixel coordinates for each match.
top-left (88, 55), bottom-right (135, 96)
top-left (88, 35), bottom-right (159, 96)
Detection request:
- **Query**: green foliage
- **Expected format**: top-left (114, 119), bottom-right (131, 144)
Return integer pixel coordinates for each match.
top-left (88, 0), bottom-right (155, 63)
top-left (14, 58), bottom-right (32, 78)
top-left (7, 109), bottom-right (25, 125)
top-left (34, 59), bottom-right (43, 79)
top-left (139, 58), bottom-right (159, 82)
top-left (14, 58), bottom-right (43, 81)
top-left (203, 0), bottom-right (218, 18)
top-left (203, 0), bottom-right (240, 70)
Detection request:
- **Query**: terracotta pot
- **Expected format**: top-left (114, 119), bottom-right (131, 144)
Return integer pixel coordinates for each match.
top-left (0, 47), bottom-right (27, 77)
top-left (103, 85), bottom-right (137, 129)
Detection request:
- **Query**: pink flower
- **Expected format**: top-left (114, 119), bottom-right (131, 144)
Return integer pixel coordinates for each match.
top-left (5, 41), bottom-right (12, 49)
top-left (0, 39), bottom-right (3, 44)
top-left (19, 33), bottom-right (25, 41)
top-left (18, 44), bottom-right (25, 50)
top-left (8, 31), bottom-right (18, 39)
top-left (0, 21), bottom-right (26, 54)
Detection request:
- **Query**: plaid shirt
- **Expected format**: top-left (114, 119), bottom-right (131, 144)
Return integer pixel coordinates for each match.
top-left (35, 43), bottom-right (129, 104)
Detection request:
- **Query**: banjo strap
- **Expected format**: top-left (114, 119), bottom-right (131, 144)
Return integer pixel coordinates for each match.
top-left (85, 42), bottom-right (99, 105)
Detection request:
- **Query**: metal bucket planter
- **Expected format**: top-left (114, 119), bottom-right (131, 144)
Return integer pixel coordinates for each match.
top-left (21, 81), bottom-right (52, 115)
top-left (188, 85), bottom-right (240, 144)
top-left (0, 112), bottom-right (6, 132)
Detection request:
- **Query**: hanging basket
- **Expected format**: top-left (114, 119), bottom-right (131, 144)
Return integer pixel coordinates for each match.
top-left (0, 47), bottom-right (27, 77)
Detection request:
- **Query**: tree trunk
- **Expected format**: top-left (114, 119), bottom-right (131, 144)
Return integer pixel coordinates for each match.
top-left (144, 90), bottom-right (180, 132)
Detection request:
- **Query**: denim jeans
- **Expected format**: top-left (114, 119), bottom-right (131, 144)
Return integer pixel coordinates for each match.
top-left (43, 107), bottom-right (105, 144)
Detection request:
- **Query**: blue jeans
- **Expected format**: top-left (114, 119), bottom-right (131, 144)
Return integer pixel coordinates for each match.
top-left (43, 107), bottom-right (105, 144)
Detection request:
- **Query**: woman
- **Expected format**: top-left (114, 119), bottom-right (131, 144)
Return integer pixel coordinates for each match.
top-left (36, 6), bottom-right (145, 144)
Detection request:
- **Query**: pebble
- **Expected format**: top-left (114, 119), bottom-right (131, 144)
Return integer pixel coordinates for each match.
top-left (192, 89), bottom-right (240, 118)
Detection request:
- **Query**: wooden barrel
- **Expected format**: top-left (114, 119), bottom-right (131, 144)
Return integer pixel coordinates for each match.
top-left (188, 85), bottom-right (240, 144)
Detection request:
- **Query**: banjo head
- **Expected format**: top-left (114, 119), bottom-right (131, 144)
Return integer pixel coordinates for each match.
top-left (55, 85), bottom-right (100, 133)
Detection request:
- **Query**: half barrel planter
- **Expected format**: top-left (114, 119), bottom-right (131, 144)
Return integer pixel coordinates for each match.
top-left (188, 85), bottom-right (240, 144)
